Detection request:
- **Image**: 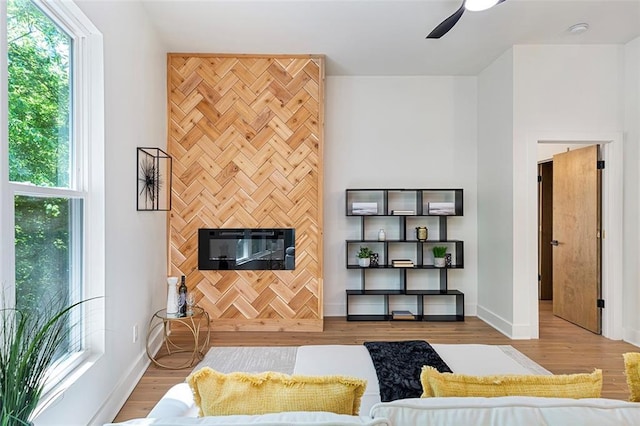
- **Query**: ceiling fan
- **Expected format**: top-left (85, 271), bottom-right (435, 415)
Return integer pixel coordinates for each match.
top-left (427, 0), bottom-right (508, 39)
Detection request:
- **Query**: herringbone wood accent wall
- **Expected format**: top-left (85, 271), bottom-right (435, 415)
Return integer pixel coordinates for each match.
top-left (167, 54), bottom-right (324, 332)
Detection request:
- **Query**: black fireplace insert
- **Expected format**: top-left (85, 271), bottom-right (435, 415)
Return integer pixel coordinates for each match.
top-left (198, 228), bottom-right (295, 270)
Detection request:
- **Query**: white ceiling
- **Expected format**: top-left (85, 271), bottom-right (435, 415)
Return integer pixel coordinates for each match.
top-left (139, 0), bottom-right (640, 76)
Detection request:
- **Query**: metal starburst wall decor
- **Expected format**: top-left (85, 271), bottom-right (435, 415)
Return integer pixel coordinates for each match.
top-left (137, 147), bottom-right (172, 211)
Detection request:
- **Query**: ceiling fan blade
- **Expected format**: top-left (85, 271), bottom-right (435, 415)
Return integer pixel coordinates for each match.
top-left (426, 2), bottom-right (466, 39)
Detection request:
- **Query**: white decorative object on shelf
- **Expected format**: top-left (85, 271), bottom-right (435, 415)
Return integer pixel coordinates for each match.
top-left (428, 202), bottom-right (455, 215)
top-left (358, 257), bottom-right (371, 267)
top-left (378, 229), bottom-right (386, 241)
top-left (352, 202), bottom-right (377, 215)
top-left (166, 276), bottom-right (179, 317)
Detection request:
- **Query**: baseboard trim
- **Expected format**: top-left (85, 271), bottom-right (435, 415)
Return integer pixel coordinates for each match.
top-left (477, 305), bottom-right (514, 338)
top-left (623, 327), bottom-right (640, 348)
top-left (89, 326), bottom-right (164, 424)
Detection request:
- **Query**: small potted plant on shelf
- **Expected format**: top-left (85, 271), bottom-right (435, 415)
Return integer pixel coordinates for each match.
top-left (432, 246), bottom-right (448, 267)
top-left (357, 246), bottom-right (373, 267)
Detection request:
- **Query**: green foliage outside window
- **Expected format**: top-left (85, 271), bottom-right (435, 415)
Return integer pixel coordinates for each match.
top-left (14, 196), bottom-right (74, 312)
top-left (7, 0), bottom-right (74, 316)
top-left (8, 0), bottom-right (71, 188)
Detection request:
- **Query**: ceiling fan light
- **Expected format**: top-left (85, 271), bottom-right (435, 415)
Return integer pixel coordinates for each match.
top-left (465, 0), bottom-right (500, 12)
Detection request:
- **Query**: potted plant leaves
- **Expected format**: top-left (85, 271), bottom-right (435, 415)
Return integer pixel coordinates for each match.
top-left (432, 246), bottom-right (448, 267)
top-left (0, 297), bottom-right (90, 424)
top-left (357, 246), bottom-right (373, 267)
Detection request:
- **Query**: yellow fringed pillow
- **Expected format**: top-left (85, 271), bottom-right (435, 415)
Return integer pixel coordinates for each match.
top-left (186, 367), bottom-right (367, 416)
top-left (623, 352), bottom-right (640, 402)
top-left (420, 366), bottom-right (602, 398)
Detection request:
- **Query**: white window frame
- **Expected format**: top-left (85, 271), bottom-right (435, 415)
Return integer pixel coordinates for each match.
top-left (0, 0), bottom-right (105, 404)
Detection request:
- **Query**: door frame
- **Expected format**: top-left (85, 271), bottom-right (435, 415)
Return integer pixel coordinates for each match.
top-left (521, 132), bottom-right (623, 340)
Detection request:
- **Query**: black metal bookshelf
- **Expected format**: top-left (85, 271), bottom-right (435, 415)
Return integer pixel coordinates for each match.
top-left (345, 188), bottom-right (465, 322)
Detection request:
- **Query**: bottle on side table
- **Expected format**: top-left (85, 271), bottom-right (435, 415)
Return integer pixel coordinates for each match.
top-left (178, 275), bottom-right (187, 317)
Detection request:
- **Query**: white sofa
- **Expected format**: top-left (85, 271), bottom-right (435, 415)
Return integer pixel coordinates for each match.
top-left (107, 344), bottom-right (640, 425)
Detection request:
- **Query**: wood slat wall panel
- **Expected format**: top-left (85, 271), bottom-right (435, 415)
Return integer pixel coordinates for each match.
top-left (167, 54), bottom-right (324, 331)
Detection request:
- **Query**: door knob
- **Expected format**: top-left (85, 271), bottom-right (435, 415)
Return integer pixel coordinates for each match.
top-left (550, 240), bottom-right (559, 246)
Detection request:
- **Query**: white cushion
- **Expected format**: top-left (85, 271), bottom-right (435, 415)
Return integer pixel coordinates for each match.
top-left (106, 411), bottom-right (390, 425)
top-left (146, 383), bottom-right (198, 418)
top-left (370, 397), bottom-right (640, 426)
top-left (293, 345), bottom-right (381, 416)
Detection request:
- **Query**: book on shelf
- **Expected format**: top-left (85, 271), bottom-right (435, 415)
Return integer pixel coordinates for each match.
top-left (392, 310), bottom-right (414, 320)
top-left (391, 210), bottom-right (415, 215)
top-left (392, 259), bottom-right (414, 267)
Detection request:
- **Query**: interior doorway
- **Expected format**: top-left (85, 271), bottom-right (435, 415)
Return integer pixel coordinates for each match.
top-left (538, 161), bottom-right (553, 301)
top-left (524, 133), bottom-right (623, 340)
top-left (537, 144), bottom-right (603, 334)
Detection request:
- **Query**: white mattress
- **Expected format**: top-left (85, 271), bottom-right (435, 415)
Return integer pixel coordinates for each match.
top-left (430, 344), bottom-right (549, 375)
top-left (293, 344), bottom-right (549, 416)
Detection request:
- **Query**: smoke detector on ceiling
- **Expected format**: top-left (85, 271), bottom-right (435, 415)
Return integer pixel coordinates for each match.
top-left (568, 23), bottom-right (589, 35)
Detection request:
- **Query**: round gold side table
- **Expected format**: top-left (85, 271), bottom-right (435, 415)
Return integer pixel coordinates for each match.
top-left (146, 306), bottom-right (210, 369)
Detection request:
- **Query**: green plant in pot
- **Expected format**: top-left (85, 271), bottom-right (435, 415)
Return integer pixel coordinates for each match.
top-left (0, 297), bottom-right (89, 425)
top-left (357, 246), bottom-right (373, 267)
top-left (432, 246), bottom-right (448, 268)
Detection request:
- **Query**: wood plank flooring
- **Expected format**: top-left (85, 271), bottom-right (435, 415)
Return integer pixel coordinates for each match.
top-left (112, 301), bottom-right (640, 422)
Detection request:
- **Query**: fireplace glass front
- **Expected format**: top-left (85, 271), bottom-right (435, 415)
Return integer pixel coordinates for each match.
top-left (198, 228), bottom-right (295, 270)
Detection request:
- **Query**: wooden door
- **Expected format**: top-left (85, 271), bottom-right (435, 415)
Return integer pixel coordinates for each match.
top-left (552, 145), bottom-right (602, 334)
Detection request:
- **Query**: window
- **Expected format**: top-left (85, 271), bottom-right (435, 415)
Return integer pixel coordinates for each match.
top-left (1, 0), bottom-right (104, 385)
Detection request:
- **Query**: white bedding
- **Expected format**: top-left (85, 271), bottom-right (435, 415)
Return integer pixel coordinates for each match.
top-left (293, 344), bottom-right (550, 415)
top-left (140, 343), bottom-right (550, 419)
top-left (108, 344), bottom-right (640, 426)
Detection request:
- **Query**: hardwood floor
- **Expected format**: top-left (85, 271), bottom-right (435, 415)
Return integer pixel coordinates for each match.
top-left (112, 301), bottom-right (640, 422)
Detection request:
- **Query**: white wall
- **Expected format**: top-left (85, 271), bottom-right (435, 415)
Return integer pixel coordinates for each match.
top-left (323, 76), bottom-right (478, 317)
top-left (476, 49), bottom-right (514, 334)
top-left (513, 45), bottom-right (622, 131)
top-left (34, 1), bottom-right (167, 424)
top-left (511, 45), bottom-right (626, 339)
top-left (623, 36), bottom-right (640, 346)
